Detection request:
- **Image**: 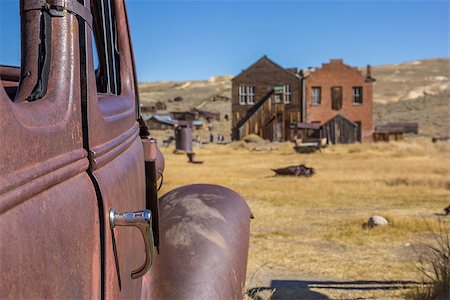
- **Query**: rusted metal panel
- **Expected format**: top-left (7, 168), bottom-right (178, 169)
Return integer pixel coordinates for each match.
top-left (0, 66), bottom-right (21, 82)
top-left (92, 138), bottom-right (146, 298)
top-left (143, 184), bottom-right (252, 300)
top-left (175, 125), bottom-right (193, 152)
top-left (85, 0), bottom-right (148, 297)
top-left (0, 174), bottom-right (101, 299)
top-left (0, 4), bottom-right (100, 298)
top-left (2, 1), bottom-right (251, 299)
top-left (273, 164), bottom-right (316, 176)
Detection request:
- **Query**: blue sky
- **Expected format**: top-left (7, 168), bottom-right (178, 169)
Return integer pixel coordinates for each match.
top-left (1, 0), bottom-right (449, 82)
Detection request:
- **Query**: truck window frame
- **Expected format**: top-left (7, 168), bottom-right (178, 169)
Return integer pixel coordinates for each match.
top-left (91, 0), bottom-right (121, 95)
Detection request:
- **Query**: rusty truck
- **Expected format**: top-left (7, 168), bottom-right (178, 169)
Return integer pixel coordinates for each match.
top-left (0, 0), bottom-right (252, 298)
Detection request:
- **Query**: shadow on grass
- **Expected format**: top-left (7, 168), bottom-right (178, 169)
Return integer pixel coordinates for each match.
top-left (247, 280), bottom-right (421, 300)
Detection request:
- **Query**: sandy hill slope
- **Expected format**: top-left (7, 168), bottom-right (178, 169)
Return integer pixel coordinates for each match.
top-left (371, 58), bottom-right (449, 137)
top-left (138, 58), bottom-right (449, 138)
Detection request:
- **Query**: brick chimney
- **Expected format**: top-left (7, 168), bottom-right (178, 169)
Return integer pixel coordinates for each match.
top-left (365, 64), bottom-right (376, 82)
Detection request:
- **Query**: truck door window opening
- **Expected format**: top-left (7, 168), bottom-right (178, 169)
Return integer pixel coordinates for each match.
top-left (91, 0), bottom-right (121, 95)
top-left (0, 1), bottom-right (20, 101)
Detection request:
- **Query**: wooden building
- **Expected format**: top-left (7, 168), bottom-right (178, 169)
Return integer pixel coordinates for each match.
top-left (231, 56), bottom-right (302, 141)
top-left (231, 56), bottom-right (375, 143)
top-left (140, 101), bottom-right (167, 113)
top-left (191, 108), bottom-right (220, 122)
top-left (145, 114), bottom-right (203, 130)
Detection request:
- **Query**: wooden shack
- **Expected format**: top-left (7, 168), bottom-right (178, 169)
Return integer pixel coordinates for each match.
top-left (140, 101), bottom-right (167, 113)
top-left (384, 122), bottom-right (419, 134)
top-left (373, 130), bottom-right (404, 142)
top-left (191, 108), bottom-right (220, 121)
top-left (319, 114), bottom-right (359, 144)
top-left (170, 111), bottom-right (197, 121)
top-left (145, 114), bottom-right (175, 130)
top-left (145, 114), bottom-right (203, 130)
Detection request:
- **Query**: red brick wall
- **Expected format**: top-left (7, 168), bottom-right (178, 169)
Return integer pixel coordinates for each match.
top-left (304, 59), bottom-right (373, 141)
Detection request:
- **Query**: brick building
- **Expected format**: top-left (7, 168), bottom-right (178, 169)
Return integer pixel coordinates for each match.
top-left (304, 59), bottom-right (375, 142)
top-left (231, 56), bottom-right (375, 143)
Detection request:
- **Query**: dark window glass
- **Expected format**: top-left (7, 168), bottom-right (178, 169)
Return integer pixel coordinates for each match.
top-left (91, 0), bottom-right (121, 94)
top-left (352, 87), bottom-right (363, 104)
top-left (331, 86), bottom-right (342, 110)
top-left (311, 87), bottom-right (321, 104)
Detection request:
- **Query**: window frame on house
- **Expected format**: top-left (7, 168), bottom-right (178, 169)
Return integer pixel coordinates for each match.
top-left (239, 85), bottom-right (247, 105)
top-left (247, 86), bottom-right (255, 104)
top-left (331, 86), bottom-right (343, 110)
top-left (352, 86), bottom-right (363, 104)
top-left (283, 85), bottom-right (291, 104)
top-left (311, 87), bottom-right (321, 105)
top-left (239, 85), bottom-right (255, 105)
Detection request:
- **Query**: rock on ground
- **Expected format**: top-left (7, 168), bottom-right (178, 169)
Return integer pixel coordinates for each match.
top-left (367, 215), bottom-right (389, 228)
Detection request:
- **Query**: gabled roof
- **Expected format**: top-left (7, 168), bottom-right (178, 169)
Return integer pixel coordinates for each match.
top-left (144, 114), bottom-right (203, 127)
top-left (232, 55), bottom-right (300, 82)
top-left (321, 114), bottom-right (358, 127)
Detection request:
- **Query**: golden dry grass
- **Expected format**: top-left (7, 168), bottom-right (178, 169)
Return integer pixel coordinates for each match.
top-left (158, 137), bottom-right (450, 299)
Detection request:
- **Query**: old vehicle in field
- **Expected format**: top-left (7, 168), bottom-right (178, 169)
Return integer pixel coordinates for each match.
top-left (0, 0), bottom-right (251, 298)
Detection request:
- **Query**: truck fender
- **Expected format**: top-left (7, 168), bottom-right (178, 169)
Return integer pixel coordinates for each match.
top-left (142, 184), bottom-right (252, 300)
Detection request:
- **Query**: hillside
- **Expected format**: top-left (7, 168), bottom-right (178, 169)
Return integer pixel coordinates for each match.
top-left (371, 58), bottom-right (449, 137)
top-left (138, 58), bottom-right (450, 138)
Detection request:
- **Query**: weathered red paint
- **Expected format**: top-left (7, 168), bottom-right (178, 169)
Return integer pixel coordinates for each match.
top-left (0, 4), bottom-right (100, 298)
top-left (144, 184), bottom-right (252, 300)
top-left (0, 0), bottom-right (251, 299)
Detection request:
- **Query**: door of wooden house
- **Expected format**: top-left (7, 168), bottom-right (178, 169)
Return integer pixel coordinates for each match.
top-left (273, 113), bottom-right (283, 142)
top-left (355, 121), bottom-right (362, 142)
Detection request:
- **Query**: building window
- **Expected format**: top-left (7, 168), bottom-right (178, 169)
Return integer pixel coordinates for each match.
top-left (248, 86), bottom-right (255, 104)
top-left (311, 87), bottom-right (321, 105)
top-left (331, 86), bottom-right (343, 110)
top-left (239, 85), bottom-right (247, 104)
top-left (239, 85), bottom-right (255, 105)
top-left (283, 85), bottom-right (291, 104)
top-left (353, 87), bottom-right (363, 104)
top-left (274, 85), bottom-right (283, 103)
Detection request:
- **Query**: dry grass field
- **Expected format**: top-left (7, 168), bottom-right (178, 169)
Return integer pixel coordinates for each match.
top-left (158, 137), bottom-right (450, 299)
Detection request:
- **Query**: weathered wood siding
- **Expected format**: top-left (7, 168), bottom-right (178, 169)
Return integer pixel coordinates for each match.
top-left (231, 56), bottom-right (301, 141)
top-left (319, 114), bottom-right (358, 144)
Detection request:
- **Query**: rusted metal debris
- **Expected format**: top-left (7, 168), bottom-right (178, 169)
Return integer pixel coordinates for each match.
top-left (146, 184), bottom-right (252, 300)
top-left (432, 136), bottom-right (449, 143)
top-left (187, 152), bottom-right (203, 164)
top-left (272, 164), bottom-right (316, 177)
top-left (444, 205), bottom-right (450, 215)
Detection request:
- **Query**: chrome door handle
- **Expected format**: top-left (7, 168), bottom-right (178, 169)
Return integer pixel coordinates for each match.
top-left (109, 208), bottom-right (154, 279)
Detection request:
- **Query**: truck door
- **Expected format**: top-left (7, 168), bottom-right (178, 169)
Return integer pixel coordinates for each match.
top-left (84, 0), bottom-right (148, 297)
top-left (0, 1), bottom-right (100, 298)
